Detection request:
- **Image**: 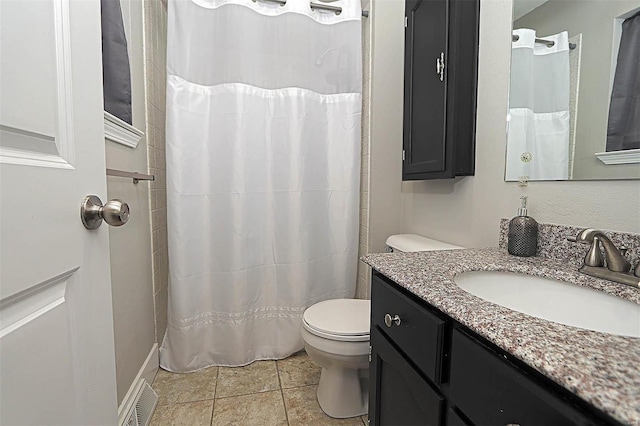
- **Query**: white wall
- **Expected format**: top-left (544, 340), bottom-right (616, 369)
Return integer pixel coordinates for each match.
top-left (368, 0), bottom-right (405, 253)
top-left (105, 0), bottom-right (156, 405)
top-left (400, 0), bottom-right (640, 247)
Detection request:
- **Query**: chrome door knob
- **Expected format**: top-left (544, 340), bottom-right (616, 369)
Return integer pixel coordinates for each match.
top-left (81, 195), bottom-right (130, 229)
top-left (102, 199), bottom-right (130, 226)
top-left (384, 313), bottom-right (401, 328)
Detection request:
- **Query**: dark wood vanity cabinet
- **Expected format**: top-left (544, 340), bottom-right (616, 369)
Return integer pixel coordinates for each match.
top-left (403, 0), bottom-right (479, 180)
top-left (449, 329), bottom-right (601, 426)
top-left (369, 274), bottom-right (448, 425)
top-left (368, 272), bottom-right (621, 426)
top-left (369, 328), bottom-right (445, 426)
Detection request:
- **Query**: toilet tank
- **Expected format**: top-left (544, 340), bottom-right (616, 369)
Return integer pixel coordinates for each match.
top-left (385, 234), bottom-right (463, 253)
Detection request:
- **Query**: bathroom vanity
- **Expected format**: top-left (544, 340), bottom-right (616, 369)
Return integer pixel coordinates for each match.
top-left (364, 247), bottom-right (640, 426)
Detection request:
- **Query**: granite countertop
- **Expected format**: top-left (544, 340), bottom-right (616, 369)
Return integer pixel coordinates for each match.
top-left (362, 247), bottom-right (640, 425)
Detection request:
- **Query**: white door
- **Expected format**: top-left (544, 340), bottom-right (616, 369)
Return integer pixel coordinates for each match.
top-left (0, 0), bottom-right (118, 424)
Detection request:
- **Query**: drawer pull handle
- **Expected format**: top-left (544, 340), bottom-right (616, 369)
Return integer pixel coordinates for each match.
top-left (384, 313), bottom-right (402, 327)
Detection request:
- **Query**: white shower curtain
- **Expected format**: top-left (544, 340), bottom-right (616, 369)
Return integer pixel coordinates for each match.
top-left (506, 28), bottom-right (570, 181)
top-left (160, 0), bottom-right (362, 371)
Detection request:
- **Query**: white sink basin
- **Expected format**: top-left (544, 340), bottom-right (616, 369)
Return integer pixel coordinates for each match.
top-left (454, 271), bottom-right (640, 338)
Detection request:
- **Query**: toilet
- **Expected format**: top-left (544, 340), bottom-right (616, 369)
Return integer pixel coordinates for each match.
top-left (301, 234), bottom-right (463, 418)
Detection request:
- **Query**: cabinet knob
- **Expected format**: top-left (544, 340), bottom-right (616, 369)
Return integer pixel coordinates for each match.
top-left (384, 313), bottom-right (401, 327)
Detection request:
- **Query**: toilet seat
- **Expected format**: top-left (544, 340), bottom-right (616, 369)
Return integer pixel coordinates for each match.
top-left (303, 299), bottom-right (370, 342)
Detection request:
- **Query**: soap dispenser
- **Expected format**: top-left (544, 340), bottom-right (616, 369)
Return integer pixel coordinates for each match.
top-left (508, 196), bottom-right (538, 257)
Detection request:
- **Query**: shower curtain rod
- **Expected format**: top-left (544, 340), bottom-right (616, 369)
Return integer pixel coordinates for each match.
top-left (512, 34), bottom-right (576, 50)
top-left (254, 0), bottom-right (369, 17)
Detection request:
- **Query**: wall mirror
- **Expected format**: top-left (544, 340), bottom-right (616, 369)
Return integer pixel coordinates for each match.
top-left (505, 0), bottom-right (640, 181)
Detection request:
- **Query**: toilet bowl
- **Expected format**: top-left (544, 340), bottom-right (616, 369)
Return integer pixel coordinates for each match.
top-left (302, 298), bottom-right (370, 418)
top-left (301, 234), bottom-right (464, 419)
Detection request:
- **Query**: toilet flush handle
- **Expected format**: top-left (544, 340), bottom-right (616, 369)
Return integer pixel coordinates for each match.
top-left (384, 314), bottom-right (401, 327)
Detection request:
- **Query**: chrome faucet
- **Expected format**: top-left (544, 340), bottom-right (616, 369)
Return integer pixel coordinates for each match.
top-left (573, 229), bottom-right (631, 271)
top-left (569, 229), bottom-right (639, 288)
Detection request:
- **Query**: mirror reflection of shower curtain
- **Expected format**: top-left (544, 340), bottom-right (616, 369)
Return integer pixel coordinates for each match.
top-left (506, 29), bottom-right (570, 181)
top-left (160, 0), bottom-right (362, 371)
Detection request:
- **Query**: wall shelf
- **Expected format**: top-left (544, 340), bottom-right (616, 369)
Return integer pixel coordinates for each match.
top-left (594, 148), bottom-right (640, 165)
top-left (104, 111), bottom-right (144, 148)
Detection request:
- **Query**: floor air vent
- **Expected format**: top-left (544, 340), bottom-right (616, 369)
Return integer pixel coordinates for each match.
top-left (123, 380), bottom-right (158, 426)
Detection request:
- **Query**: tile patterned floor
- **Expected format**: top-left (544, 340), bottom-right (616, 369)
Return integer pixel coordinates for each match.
top-left (150, 351), bottom-right (369, 426)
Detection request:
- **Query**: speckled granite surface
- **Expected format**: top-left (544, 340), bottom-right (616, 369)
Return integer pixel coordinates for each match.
top-left (362, 248), bottom-right (640, 425)
top-left (499, 219), bottom-right (640, 267)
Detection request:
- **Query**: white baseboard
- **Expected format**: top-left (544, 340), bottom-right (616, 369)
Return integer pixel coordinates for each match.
top-left (118, 343), bottom-right (159, 422)
top-left (141, 343), bottom-right (159, 386)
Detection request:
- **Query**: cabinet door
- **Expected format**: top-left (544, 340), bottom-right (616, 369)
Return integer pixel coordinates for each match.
top-left (445, 0), bottom-right (479, 177)
top-left (446, 408), bottom-right (470, 426)
top-left (369, 327), bottom-right (444, 426)
top-left (449, 329), bottom-right (606, 426)
top-left (403, 0), bottom-right (450, 179)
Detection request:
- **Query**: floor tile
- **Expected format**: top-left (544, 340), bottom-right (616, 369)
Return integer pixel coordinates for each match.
top-left (153, 366), bottom-right (218, 405)
top-left (283, 385), bottom-right (366, 426)
top-left (361, 414), bottom-right (369, 424)
top-left (277, 351), bottom-right (321, 389)
top-left (150, 400), bottom-right (213, 426)
top-left (216, 360), bottom-right (280, 398)
top-left (211, 390), bottom-right (287, 426)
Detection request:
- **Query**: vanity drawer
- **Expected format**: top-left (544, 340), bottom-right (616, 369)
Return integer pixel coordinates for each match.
top-left (449, 328), bottom-right (602, 426)
top-left (371, 273), bottom-right (447, 385)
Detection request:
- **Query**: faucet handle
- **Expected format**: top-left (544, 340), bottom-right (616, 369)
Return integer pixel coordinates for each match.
top-left (584, 236), bottom-right (605, 267)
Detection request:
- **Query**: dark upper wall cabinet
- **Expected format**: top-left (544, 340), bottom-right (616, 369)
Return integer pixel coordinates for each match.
top-left (403, 0), bottom-right (480, 180)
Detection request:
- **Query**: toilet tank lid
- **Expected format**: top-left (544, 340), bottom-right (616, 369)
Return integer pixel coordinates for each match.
top-left (385, 234), bottom-right (464, 252)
